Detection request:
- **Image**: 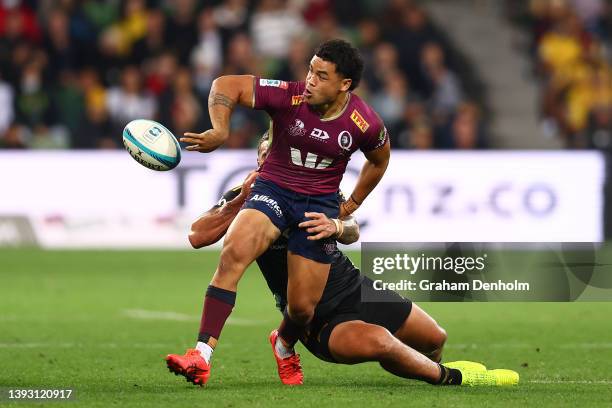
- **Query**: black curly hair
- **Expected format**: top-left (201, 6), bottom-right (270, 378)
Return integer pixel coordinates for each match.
top-left (314, 39), bottom-right (364, 91)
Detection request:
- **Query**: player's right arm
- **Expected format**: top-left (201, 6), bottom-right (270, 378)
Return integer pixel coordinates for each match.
top-left (180, 75), bottom-right (255, 153)
top-left (188, 171), bottom-right (258, 248)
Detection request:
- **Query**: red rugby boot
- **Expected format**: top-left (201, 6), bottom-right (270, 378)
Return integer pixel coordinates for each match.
top-left (165, 348), bottom-right (211, 386)
top-left (269, 330), bottom-right (303, 385)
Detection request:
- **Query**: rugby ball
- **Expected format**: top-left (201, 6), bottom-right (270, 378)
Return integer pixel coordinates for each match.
top-left (122, 119), bottom-right (181, 171)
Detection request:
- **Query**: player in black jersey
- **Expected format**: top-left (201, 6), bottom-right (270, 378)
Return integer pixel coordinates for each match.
top-left (182, 133), bottom-right (519, 387)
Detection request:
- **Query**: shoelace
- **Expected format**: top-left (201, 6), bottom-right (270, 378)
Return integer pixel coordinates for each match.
top-left (185, 350), bottom-right (207, 371)
top-left (279, 354), bottom-right (302, 377)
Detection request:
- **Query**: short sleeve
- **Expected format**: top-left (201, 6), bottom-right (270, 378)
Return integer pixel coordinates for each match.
top-left (253, 78), bottom-right (303, 115)
top-left (359, 120), bottom-right (389, 153)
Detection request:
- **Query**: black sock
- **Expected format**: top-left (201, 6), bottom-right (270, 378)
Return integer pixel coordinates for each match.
top-left (435, 364), bottom-right (462, 385)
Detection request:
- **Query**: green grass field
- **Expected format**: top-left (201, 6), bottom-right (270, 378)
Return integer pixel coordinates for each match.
top-left (1, 249), bottom-right (612, 407)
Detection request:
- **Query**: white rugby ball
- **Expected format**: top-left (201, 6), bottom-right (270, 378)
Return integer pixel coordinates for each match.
top-left (122, 119), bottom-right (181, 171)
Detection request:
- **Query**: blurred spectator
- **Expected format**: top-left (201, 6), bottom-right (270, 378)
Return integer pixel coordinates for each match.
top-left (191, 8), bottom-right (223, 95)
top-left (275, 37), bottom-right (311, 81)
top-left (0, 1), bottom-right (41, 44)
top-left (0, 123), bottom-right (28, 149)
top-left (438, 103), bottom-right (486, 149)
top-left (356, 18), bottom-right (381, 71)
top-left (213, 0), bottom-right (248, 33)
top-left (538, 14), bottom-right (585, 75)
top-left (43, 8), bottom-right (79, 83)
top-left (159, 67), bottom-right (204, 137)
top-left (250, 0), bottom-right (306, 59)
top-left (81, 0), bottom-right (119, 34)
top-left (52, 70), bottom-right (84, 137)
top-left (28, 125), bottom-right (70, 149)
top-left (387, 5), bottom-right (444, 97)
top-left (370, 70), bottom-right (409, 134)
top-left (130, 8), bottom-right (167, 66)
top-left (364, 42), bottom-right (399, 92)
top-left (397, 120), bottom-right (434, 149)
top-left (74, 93), bottom-right (114, 148)
top-left (166, 0), bottom-right (199, 63)
top-left (106, 65), bottom-right (156, 134)
top-left (15, 62), bottom-right (54, 128)
top-left (144, 51), bottom-right (178, 97)
top-left (223, 32), bottom-right (263, 76)
top-left (0, 0), bottom-right (485, 150)
top-left (510, 0), bottom-right (612, 148)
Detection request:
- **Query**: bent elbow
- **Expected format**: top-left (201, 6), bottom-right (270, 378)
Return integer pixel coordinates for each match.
top-left (188, 231), bottom-right (211, 249)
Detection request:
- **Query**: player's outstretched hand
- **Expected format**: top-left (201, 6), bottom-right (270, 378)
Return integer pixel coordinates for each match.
top-left (180, 129), bottom-right (229, 153)
top-left (236, 171), bottom-right (259, 202)
top-left (299, 212), bottom-right (338, 241)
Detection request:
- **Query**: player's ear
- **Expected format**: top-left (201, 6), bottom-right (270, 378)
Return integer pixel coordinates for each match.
top-left (340, 78), bottom-right (352, 92)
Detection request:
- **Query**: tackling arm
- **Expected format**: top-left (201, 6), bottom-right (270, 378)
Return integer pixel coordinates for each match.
top-left (188, 199), bottom-right (243, 249)
top-left (180, 75), bottom-right (255, 153)
top-left (188, 171), bottom-right (258, 248)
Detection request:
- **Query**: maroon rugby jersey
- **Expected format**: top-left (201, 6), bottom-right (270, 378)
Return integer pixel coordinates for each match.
top-left (254, 78), bottom-right (388, 195)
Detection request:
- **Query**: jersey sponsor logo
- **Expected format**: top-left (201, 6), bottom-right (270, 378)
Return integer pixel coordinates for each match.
top-left (289, 119), bottom-right (306, 137)
top-left (338, 130), bottom-right (353, 150)
top-left (290, 147), bottom-right (333, 169)
top-left (309, 128), bottom-right (330, 140)
top-left (249, 194), bottom-right (283, 217)
top-left (259, 79), bottom-right (288, 89)
top-left (350, 109), bottom-right (370, 133)
top-left (291, 95), bottom-right (304, 105)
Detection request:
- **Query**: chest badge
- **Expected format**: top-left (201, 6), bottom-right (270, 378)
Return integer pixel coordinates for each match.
top-left (338, 131), bottom-right (353, 150)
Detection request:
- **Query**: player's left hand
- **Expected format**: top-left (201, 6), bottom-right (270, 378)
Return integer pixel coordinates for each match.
top-left (299, 212), bottom-right (338, 241)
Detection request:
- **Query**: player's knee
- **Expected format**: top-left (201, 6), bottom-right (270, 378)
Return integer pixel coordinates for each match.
top-left (287, 303), bottom-right (315, 326)
top-left (362, 327), bottom-right (395, 359)
top-left (425, 325), bottom-right (447, 354)
top-left (220, 238), bottom-right (250, 268)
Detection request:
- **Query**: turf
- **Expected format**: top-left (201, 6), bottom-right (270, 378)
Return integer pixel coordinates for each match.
top-left (1, 249), bottom-right (611, 407)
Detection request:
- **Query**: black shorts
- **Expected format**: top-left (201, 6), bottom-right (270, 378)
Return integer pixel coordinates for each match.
top-left (242, 177), bottom-right (339, 263)
top-left (300, 277), bottom-right (413, 363)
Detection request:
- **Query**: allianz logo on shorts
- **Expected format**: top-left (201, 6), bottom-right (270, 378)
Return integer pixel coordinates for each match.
top-left (249, 194), bottom-right (283, 217)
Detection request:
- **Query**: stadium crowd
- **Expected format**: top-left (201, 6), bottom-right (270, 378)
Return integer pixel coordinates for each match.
top-left (0, 0), bottom-right (486, 150)
top-left (507, 0), bottom-right (612, 149)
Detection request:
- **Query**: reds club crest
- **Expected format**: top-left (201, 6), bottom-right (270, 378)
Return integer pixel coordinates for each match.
top-left (289, 119), bottom-right (306, 137)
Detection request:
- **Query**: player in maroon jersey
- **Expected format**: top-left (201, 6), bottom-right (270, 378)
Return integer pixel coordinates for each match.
top-left (166, 39), bottom-right (390, 386)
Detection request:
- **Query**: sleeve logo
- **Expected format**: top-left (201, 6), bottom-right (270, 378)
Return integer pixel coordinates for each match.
top-left (350, 109), bottom-right (370, 133)
top-left (259, 79), bottom-right (288, 89)
top-left (375, 127), bottom-right (388, 148)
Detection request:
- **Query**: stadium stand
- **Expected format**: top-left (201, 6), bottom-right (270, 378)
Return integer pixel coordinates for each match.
top-left (0, 0), bottom-right (486, 150)
top-left (505, 0), bottom-right (612, 149)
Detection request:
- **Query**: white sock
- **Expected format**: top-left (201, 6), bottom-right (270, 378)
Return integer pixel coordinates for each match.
top-left (275, 337), bottom-right (294, 359)
top-left (195, 341), bottom-right (213, 363)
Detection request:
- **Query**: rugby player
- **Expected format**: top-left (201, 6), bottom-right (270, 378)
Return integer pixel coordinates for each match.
top-left (167, 39), bottom-right (391, 385)
top-left (166, 134), bottom-right (519, 387)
